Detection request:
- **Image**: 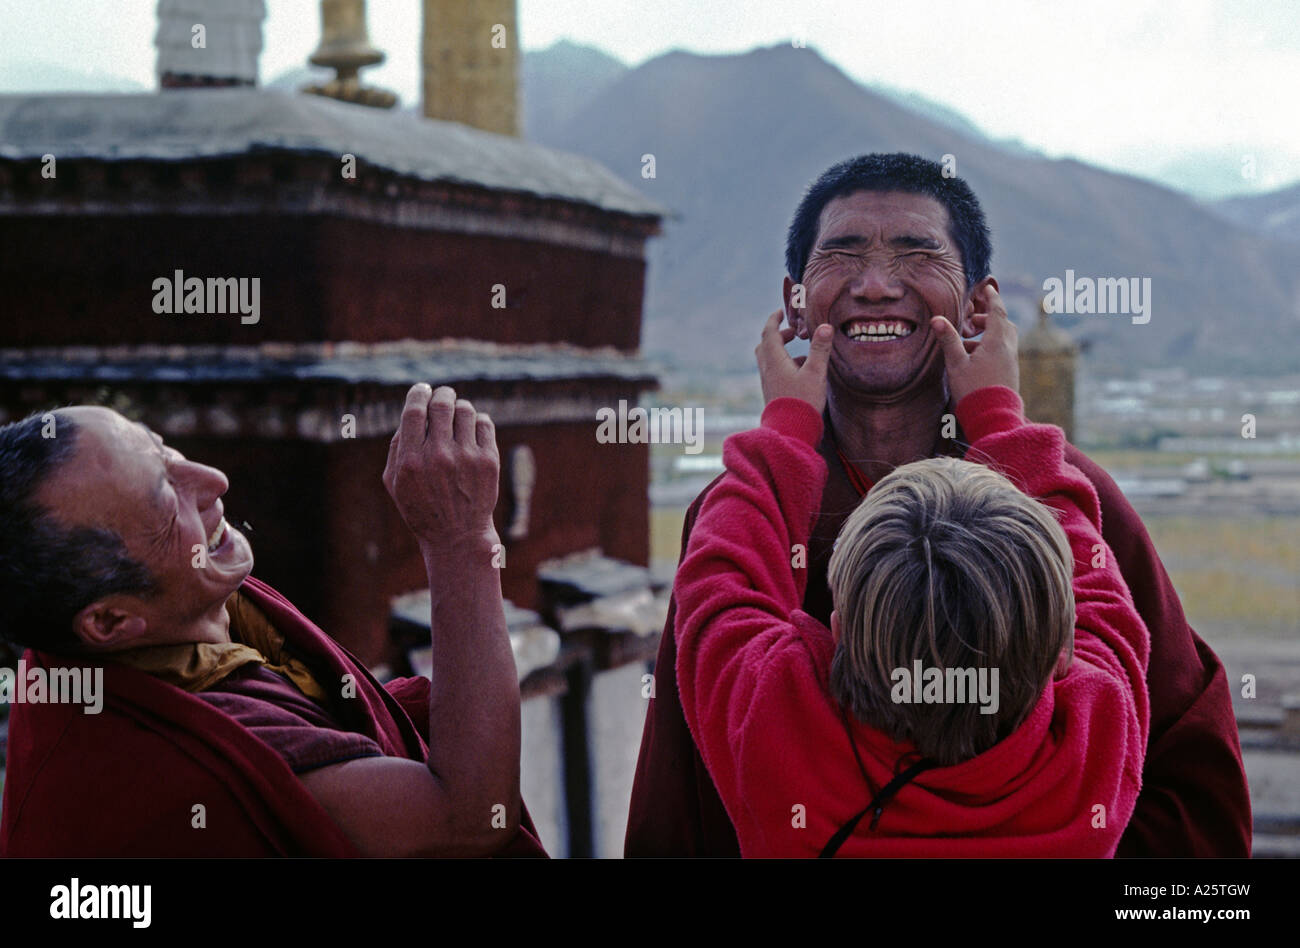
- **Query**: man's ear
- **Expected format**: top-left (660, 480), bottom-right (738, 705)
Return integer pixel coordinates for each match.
top-left (782, 276), bottom-right (810, 339)
top-left (830, 609), bottom-right (841, 646)
top-left (73, 599), bottom-right (149, 652)
top-left (960, 275), bottom-right (1000, 338)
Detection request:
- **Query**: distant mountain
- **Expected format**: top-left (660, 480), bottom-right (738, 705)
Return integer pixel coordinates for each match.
top-left (868, 82), bottom-right (986, 140)
top-left (1153, 147), bottom-right (1300, 202)
top-left (0, 60), bottom-right (146, 93)
top-left (1210, 183), bottom-right (1300, 243)
top-left (526, 43), bottom-right (1300, 377)
top-left (522, 40), bottom-right (627, 140)
top-left (866, 82), bottom-right (1041, 159)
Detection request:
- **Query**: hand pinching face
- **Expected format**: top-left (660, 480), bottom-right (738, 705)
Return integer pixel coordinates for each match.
top-left (756, 310), bottom-right (835, 414)
top-left (931, 285), bottom-right (1019, 406)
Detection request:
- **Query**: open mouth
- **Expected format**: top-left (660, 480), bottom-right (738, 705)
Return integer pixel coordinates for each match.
top-left (205, 517), bottom-right (230, 555)
top-left (840, 318), bottom-right (916, 343)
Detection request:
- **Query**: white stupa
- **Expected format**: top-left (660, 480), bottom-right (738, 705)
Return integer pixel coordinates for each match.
top-left (155, 0), bottom-right (267, 87)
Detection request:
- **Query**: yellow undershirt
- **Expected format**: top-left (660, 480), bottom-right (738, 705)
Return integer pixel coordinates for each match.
top-left (109, 590), bottom-right (328, 702)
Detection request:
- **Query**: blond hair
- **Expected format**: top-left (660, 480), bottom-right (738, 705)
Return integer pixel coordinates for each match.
top-left (827, 456), bottom-right (1074, 765)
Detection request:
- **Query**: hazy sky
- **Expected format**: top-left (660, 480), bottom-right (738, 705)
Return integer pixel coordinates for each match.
top-left (2, 0), bottom-right (1296, 195)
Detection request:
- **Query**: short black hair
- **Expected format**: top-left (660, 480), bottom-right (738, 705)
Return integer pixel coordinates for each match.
top-left (0, 409), bottom-right (157, 654)
top-left (785, 152), bottom-right (992, 290)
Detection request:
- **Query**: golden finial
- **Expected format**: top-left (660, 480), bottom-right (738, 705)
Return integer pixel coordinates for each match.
top-left (302, 0), bottom-right (397, 109)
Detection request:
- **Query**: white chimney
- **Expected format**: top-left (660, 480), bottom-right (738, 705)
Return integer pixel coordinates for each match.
top-left (156, 0), bottom-right (267, 88)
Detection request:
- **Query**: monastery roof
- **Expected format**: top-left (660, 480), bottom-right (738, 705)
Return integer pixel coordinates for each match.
top-left (0, 89), bottom-right (664, 219)
top-left (0, 340), bottom-right (659, 387)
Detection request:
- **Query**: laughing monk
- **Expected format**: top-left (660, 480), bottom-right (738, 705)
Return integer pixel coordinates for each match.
top-left (626, 153), bottom-right (1250, 857)
top-left (0, 383), bottom-right (545, 857)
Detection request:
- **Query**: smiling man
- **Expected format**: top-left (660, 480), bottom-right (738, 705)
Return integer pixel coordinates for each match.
top-left (0, 384), bottom-right (545, 857)
top-left (625, 152), bottom-right (1251, 858)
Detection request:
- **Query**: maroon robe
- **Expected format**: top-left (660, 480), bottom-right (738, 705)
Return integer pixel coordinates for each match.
top-left (0, 575), bottom-right (547, 857)
top-left (626, 440), bottom-right (1252, 857)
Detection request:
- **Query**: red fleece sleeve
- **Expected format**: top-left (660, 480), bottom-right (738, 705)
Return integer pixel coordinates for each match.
top-left (673, 397), bottom-right (827, 825)
top-left (955, 386), bottom-right (1151, 756)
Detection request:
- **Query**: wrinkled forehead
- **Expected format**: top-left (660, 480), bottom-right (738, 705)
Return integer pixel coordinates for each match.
top-left (66, 405), bottom-right (157, 464)
top-left (37, 407), bottom-right (160, 527)
top-left (816, 190), bottom-right (953, 244)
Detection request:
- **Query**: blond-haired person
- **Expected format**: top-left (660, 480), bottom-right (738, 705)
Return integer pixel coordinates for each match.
top-left (672, 305), bottom-right (1149, 857)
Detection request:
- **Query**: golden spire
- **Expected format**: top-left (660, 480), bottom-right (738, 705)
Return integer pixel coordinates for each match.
top-left (302, 0), bottom-right (397, 109)
top-left (1022, 295), bottom-right (1078, 354)
top-left (1017, 293), bottom-right (1079, 441)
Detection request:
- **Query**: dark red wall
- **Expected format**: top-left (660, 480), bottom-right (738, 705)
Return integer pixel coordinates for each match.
top-left (318, 421), bottom-right (650, 666)
top-left (0, 214), bottom-right (647, 351)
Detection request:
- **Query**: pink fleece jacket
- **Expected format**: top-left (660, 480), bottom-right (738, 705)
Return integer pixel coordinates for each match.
top-left (674, 386), bottom-right (1150, 857)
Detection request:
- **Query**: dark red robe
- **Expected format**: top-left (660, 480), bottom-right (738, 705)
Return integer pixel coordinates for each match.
top-left (626, 427), bottom-right (1252, 857)
top-left (0, 575), bottom-right (547, 857)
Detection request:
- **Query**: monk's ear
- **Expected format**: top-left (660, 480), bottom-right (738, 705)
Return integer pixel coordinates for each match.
top-left (830, 610), bottom-right (841, 646)
top-left (73, 599), bottom-right (148, 652)
top-left (960, 275), bottom-right (1000, 338)
top-left (783, 276), bottom-right (810, 339)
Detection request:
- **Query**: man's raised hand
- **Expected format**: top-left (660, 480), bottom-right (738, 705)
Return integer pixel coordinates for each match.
top-left (383, 383), bottom-right (500, 557)
top-left (932, 285), bottom-right (1019, 406)
top-left (756, 310), bottom-right (834, 414)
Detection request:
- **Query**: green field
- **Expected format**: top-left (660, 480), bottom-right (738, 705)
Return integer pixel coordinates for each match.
top-left (1140, 514), bottom-right (1298, 642)
top-left (651, 506), bottom-right (690, 567)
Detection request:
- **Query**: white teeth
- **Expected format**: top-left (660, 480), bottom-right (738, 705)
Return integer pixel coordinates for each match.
top-left (844, 320), bottom-right (913, 342)
top-left (206, 518), bottom-right (226, 552)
